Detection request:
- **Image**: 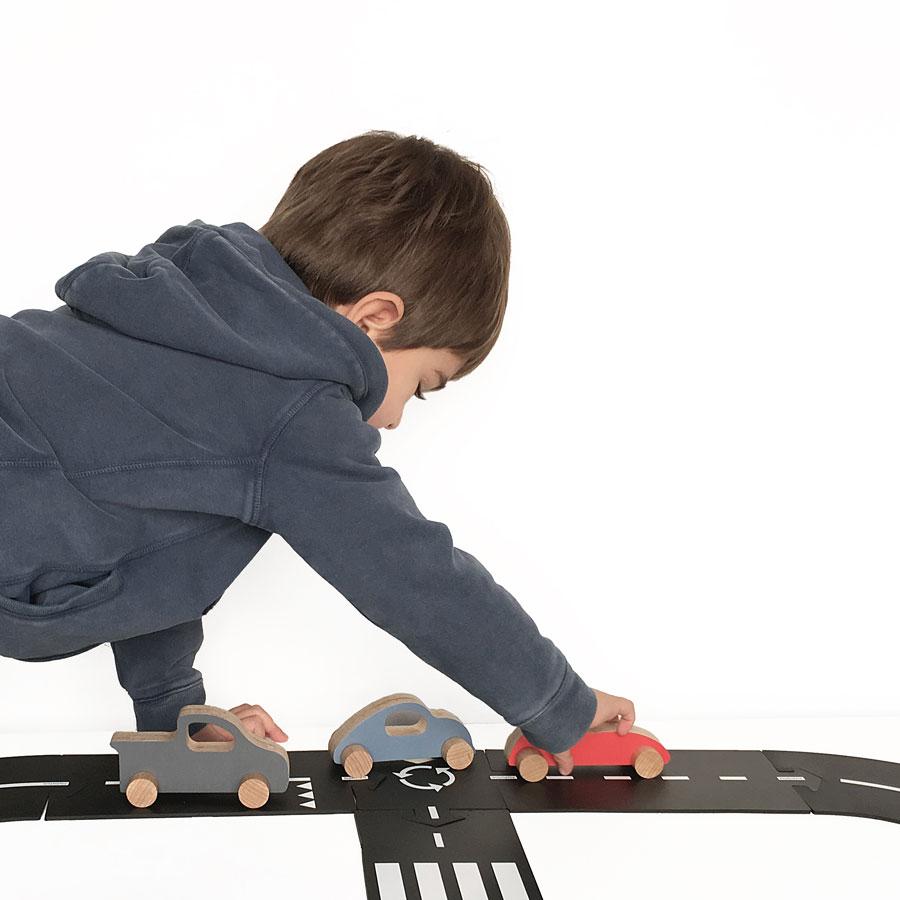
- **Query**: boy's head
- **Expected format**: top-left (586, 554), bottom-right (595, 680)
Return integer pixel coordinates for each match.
top-left (259, 130), bottom-right (511, 430)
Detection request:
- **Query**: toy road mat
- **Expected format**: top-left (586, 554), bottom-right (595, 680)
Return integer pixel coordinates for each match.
top-left (3, 746), bottom-right (900, 899)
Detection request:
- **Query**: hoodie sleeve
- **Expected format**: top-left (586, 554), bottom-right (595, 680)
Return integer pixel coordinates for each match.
top-left (250, 381), bottom-right (597, 754)
top-left (110, 617), bottom-right (207, 733)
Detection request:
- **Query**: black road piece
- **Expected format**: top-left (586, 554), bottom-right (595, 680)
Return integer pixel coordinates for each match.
top-left (2, 746), bottom-right (900, 898)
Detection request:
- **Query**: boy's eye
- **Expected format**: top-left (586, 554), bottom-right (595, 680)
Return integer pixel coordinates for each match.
top-left (414, 384), bottom-right (426, 400)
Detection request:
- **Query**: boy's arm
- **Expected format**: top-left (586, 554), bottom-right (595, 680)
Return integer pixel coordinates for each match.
top-left (110, 617), bottom-right (206, 732)
top-left (251, 382), bottom-right (597, 754)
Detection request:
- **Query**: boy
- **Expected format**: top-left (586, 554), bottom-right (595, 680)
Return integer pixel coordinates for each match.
top-left (0, 130), bottom-right (634, 775)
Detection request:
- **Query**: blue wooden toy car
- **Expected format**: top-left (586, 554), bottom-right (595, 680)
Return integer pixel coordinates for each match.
top-left (328, 692), bottom-right (475, 778)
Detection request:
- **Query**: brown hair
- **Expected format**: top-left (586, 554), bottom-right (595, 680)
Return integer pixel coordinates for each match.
top-left (259, 130), bottom-right (511, 381)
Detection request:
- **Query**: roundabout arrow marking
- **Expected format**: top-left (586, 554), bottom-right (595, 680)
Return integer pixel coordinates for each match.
top-left (392, 764), bottom-right (456, 792)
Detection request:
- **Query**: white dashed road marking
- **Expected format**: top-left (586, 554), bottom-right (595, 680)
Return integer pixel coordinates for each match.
top-left (0, 781), bottom-right (69, 789)
top-left (841, 778), bottom-right (900, 793)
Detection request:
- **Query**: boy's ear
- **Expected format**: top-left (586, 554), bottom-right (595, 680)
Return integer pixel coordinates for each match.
top-left (347, 291), bottom-right (405, 336)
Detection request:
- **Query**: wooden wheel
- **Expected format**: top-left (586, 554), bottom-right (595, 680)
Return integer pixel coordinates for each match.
top-left (341, 743), bottom-right (373, 778)
top-left (125, 771), bottom-right (158, 808)
top-left (442, 736), bottom-right (475, 770)
top-left (516, 747), bottom-right (549, 782)
top-left (238, 773), bottom-right (270, 809)
top-left (632, 746), bottom-right (665, 779)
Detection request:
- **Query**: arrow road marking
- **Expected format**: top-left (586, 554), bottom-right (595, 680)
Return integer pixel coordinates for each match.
top-left (393, 764), bottom-right (456, 792)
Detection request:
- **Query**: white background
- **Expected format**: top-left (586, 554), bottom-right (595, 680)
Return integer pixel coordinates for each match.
top-left (0, 2), bottom-right (898, 894)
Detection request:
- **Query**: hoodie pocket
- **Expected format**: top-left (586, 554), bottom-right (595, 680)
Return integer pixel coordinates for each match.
top-left (0, 567), bottom-right (123, 618)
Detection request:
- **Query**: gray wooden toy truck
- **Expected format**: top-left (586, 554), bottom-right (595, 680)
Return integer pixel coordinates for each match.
top-left (110, 704), bottom-right (290, 809)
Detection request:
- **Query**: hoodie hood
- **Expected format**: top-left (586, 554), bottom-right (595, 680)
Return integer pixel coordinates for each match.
top-left (53, 219), bottom-right (389, 422)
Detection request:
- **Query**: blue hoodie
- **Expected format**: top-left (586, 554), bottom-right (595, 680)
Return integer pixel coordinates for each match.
top-left (0, 219), bottom-right (596, 754)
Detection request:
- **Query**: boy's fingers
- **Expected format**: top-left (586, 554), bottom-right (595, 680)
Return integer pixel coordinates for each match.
top-left (239, 714), bottom-right (265, 737)
top-left (554, 751), bottom-right (574, 776)
top-left (615, 698), bottom-right (636, 734)
top-left (230, 704), bottom-right (290, 740)
top-left (240, 713), bottom-right (282, 740)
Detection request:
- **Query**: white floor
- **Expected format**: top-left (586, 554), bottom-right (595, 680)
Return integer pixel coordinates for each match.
top-left (1, 716), bottom-right (898, 899)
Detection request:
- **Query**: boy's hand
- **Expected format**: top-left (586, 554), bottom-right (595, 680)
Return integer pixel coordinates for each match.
top-left (189, 703), bottom-right (290, 743)
top-left (550, 688), bottom-right (635, 776)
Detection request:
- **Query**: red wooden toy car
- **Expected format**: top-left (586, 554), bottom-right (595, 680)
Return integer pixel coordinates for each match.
top-left (505, 722), bottom-right (671, 782)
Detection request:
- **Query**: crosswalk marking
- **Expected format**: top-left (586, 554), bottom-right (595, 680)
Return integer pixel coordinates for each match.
top-left (492, 862), bottom-right (529, 899)
top-left (373, 861), bottom-right (531, 899)
top-left (374, 862), bottom-right (404, 899)
top-left (453, 862), bottom-right (489, 900)
top-left (414, 861), bottom-right (449, 899)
